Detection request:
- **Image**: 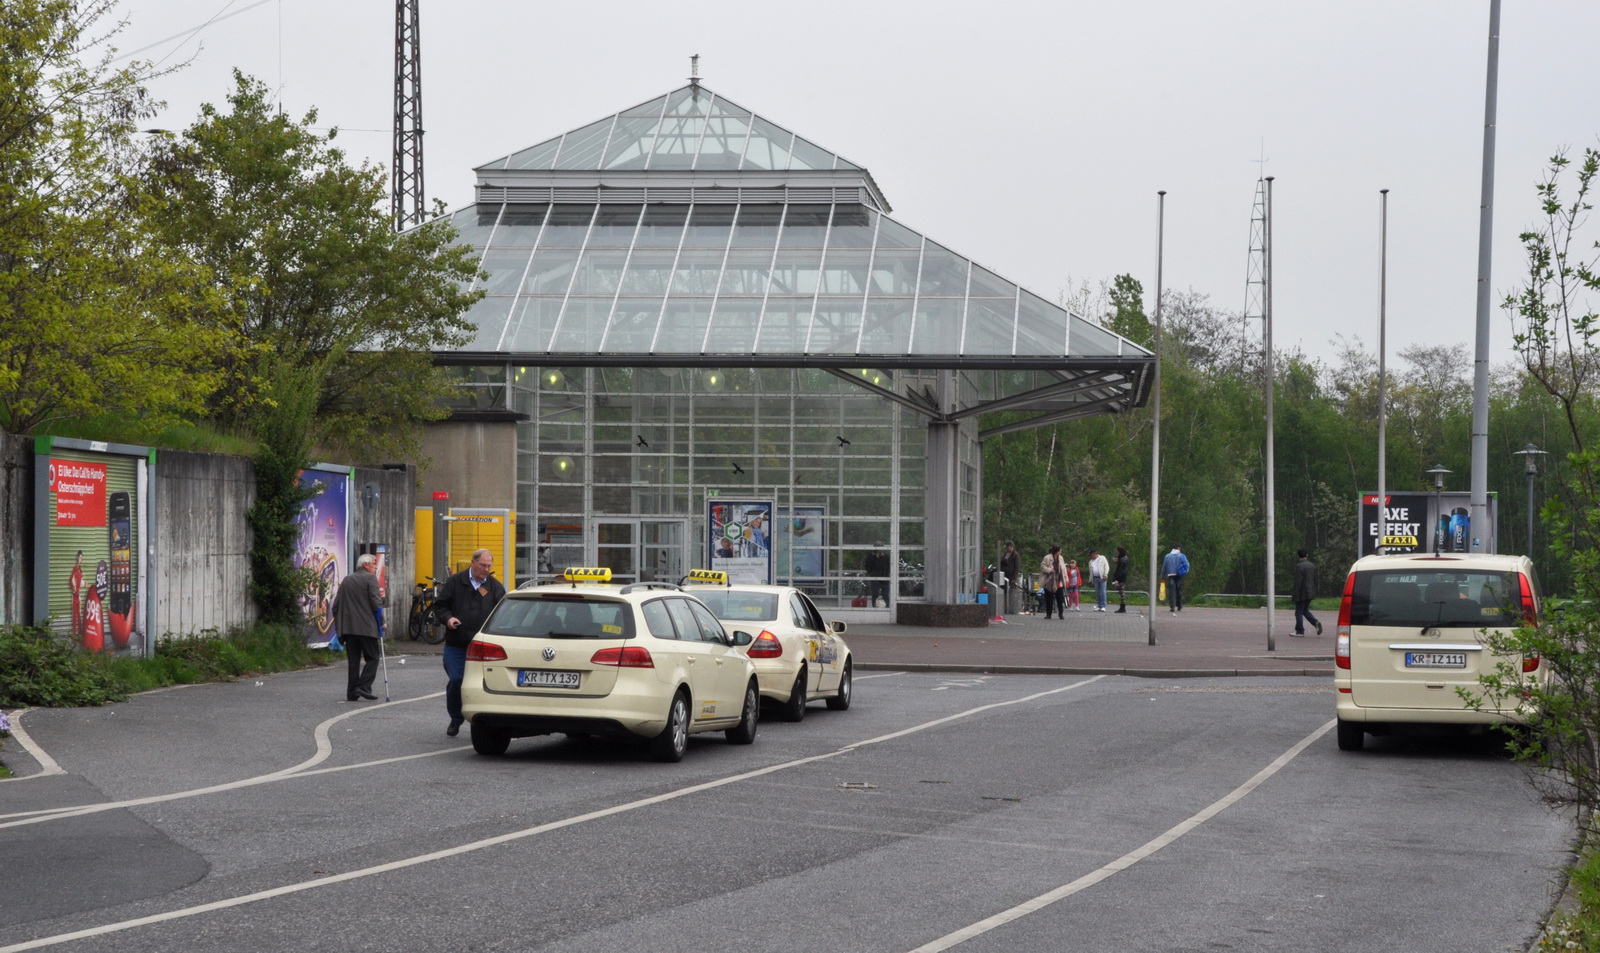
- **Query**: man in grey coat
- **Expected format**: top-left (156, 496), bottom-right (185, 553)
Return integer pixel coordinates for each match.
top-left (334, 553), bottom-right (386, 699)
top-left (1291, 549), bottom-right (1323, 637)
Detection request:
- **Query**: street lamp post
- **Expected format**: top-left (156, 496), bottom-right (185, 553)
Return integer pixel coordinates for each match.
top-left (1425, 464), bottom-right (1453, 554)
top-left (1512, 443), bottom-right (1547, 554)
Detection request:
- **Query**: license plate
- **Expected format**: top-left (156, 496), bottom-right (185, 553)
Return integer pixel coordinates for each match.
top-left (1405, 652), bottom-right (1467, 668)
top-left (517, 669), bottom-right (580, 688)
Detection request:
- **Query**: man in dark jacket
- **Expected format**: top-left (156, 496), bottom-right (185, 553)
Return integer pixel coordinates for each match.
top-left (433, 548), bottom-right (507, 736)
top-left (1291, 549), bottom-right (1323, 637)
top-left (333, 553), bottom-right (385, 701)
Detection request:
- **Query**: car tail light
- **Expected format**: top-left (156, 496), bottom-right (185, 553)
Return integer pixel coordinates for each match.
top-left (591, 645), bottom-right (654, 668)
top-left (1522, 653), bottom-right (1541, 674)
top-left (1335, 571), bottom-right (1355, 670)
top-left (1517, 572), bottom-right (1539, 627)
top-left (467, 641), bottom-right (507, 662)
top-left (746, 630), bottom-right (784, 659)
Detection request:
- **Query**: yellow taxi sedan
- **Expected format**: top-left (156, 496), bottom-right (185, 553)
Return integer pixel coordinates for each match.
top-left (460, 568), bottom-right (760, 762)
top-left (682, 571), bottom-right (852, 722)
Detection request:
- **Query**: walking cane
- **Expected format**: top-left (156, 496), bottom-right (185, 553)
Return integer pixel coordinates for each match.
top-left (378, 622), bottom-right (392, 702)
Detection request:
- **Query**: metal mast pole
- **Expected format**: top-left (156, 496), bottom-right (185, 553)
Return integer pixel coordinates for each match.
top-left (1148, 191), bottom-right (1165, 647)
top-left (1470, 0), bottom-right (1501, 551)
top-left (1264, 176), bottom-right (1276, 653)
top-left (391, 0), bottom-right (424, 230)
top-left (1377, 189), bottom-right (1389, 552)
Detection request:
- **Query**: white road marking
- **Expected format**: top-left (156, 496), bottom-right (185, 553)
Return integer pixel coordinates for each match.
top-left (0, 676), bottom-right (1106, 952)
top-left (0, 693), bottom-right (445, 827)
top-left (904, 718), bottom-right (1338, 952)
top-left (0, 710), bottom-right (65, 782)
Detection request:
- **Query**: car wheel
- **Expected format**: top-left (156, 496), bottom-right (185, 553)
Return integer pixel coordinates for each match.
top-left (825, 659), bottom-right (852, 711)
top-left (1336, 719), bottom-right (1364, 752)
top-left (726, 679), bottom-right (759, 745)
top-left (471, 725), bottom-right (510, 756)
top-left (651, 690), bottom-right (690, 762)
top-left (779, 667), bottom-right (807, 722)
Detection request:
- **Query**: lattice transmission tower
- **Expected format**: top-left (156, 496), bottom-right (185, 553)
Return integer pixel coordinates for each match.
top-left (1242, 176), bottom-right (1269, 369)
top-left (391, 0), bottom-right (424, 230)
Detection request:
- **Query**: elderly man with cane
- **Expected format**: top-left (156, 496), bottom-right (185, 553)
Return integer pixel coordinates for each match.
top-left (334, 553), bottom-right (387, 701)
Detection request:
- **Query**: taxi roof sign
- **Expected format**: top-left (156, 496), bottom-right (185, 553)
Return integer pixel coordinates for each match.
top-left (563, 567), bottom-right (612, 583)
top-left (685, 568), bottom-right (728, 584)
top-left (1381, 535), bottom-right (1419, 548)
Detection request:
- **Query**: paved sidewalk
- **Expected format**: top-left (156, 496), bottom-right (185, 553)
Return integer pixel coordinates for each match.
top-left (390, 605), bottom-right (1334, 678)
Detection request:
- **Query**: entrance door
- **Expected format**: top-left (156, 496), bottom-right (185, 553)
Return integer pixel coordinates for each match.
top-left (641, 520), bottom-right (687, 584)
top-left (595, 520), bottom-right (638, 584)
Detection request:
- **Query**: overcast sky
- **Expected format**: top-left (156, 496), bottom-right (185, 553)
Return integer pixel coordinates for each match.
top-left (107, 0), bottom-right (1600, 369)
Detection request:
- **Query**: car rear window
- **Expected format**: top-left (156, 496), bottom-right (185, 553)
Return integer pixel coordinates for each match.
top-left (1350, 569), bottom-right (1523, 628)
top-left (693, 590), bottom-right (778, 622)
top-left (484, 596), bottom-right (634, 639)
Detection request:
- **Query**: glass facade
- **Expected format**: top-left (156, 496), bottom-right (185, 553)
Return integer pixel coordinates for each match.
top-left (432, 84), bottom-right (1151, 608)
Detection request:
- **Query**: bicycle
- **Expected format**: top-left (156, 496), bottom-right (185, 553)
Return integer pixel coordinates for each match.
top-left (408, 577), bottom-right (445, 644)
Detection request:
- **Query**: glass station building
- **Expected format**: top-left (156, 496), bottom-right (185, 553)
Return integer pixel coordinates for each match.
top-left (421, 82), bottom-right (1153, 615)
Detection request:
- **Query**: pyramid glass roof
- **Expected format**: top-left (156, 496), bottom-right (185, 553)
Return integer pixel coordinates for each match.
top-left (479, 85), bottom-right (865, 175)
top-left (441, 85), bottom-right (1153, 425)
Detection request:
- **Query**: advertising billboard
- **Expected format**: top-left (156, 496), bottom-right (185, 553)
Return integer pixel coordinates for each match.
top-left (708, 499), bottom-right (774, 584)
top-left (35, 438), bottom-right (150, 656)
top-left (296, 467), bottom-right (350, 646)
top-left (777, 505), bottom-right (826, 581)
top-left (1359, 491), bottom-right (1498, 557)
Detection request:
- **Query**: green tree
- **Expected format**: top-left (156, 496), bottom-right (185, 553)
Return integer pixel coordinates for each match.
top-left (0, 0), bottom-right (219, 435)
top-left (1106, 273), bottom-right (1151, 346)
top-left (1475, 146), bottom-right (1600, 816)
top-left (142, 71), bottom-right (483, 621)
top-left (142, 70), bottom-right (483, 460)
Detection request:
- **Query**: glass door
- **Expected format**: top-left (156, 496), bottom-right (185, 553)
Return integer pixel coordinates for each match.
top-left (641, 520), bottom-right (687, 583)
top-left (595, 520), bottom-right (638, 584)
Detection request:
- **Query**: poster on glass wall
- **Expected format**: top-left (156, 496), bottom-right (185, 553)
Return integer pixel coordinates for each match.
top-left (708, 499), bottom-right (773, 584)
top-left (777, 505), bottom-right (826, 581)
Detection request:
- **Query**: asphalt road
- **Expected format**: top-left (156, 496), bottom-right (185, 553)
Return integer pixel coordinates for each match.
top-left (0, 660), bottom-right (1574, 953)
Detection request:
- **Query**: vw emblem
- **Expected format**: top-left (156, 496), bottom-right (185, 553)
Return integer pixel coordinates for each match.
top-left (541, 646), bottom-right (556, 661)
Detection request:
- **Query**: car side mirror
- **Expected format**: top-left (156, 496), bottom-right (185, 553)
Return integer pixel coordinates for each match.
top-left (829, 620), bottom-right (847, 634)
top-left (730, 630), bottom-right (754, 647)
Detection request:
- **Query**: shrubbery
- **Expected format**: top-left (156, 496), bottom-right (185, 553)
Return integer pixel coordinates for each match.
top-left (0, 624), bottom-right (334, 709)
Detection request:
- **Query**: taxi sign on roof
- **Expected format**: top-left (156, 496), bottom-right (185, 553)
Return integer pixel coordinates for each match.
top-left (563, 567), bottom-right (612, 582)
top-left (685, 568), bottom-right (728, 584)
top-left (1381, 535), bottom-right (1419, 548)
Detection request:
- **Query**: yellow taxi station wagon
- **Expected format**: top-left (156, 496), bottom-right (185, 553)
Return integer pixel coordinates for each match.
top-left (1334, 552), bottom-right (1544, 752)
top-left (681, 569), bottom-right (853, 722)
top-left (460, 568), bottom-right (759, 762)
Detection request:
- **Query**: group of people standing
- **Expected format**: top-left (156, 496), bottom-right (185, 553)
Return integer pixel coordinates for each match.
top-left (1021, 542), bottom-right (1129, 617)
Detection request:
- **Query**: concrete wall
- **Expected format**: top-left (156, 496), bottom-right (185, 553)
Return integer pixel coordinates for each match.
top-left (0, 436), bottom-right (417, 639)
top-left (417, 421), bottom-right (517, 509)
top-left (349, 464), bottom-right (416, 622)
top-left (151, 450), bottom-right (256, 637)
top-left (0, 431), bottom-right (31, 626)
